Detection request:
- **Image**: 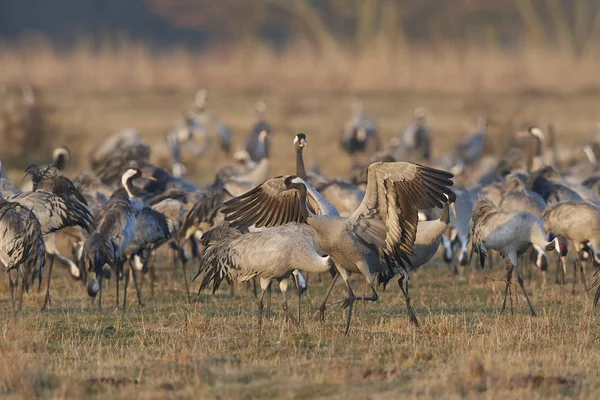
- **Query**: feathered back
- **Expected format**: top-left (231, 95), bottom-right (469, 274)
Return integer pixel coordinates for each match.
top-left (0, 201), bottom-right (46, 291)
top-left (81, 231), bottom-right (112, 275)
top-left (194, 222), bottom-right (241, 294)
top-left (126, 207), bottom-right (171, 255)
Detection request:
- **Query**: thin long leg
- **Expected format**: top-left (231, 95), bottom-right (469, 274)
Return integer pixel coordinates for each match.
top-left (572, 260), bottom-right (578, 295)
top-left (398, 276), bottom-right (418, 326)
top-left (341, 279), bottom-right (379, 336)
top-left (319, 272), bottom-right (339, 321)
top-left (578, 258), bottom-right (590, 298)
top-left (123, 264), bottom-right (130, 311)
top-left (42, 254), bottom-right (55, 311)
top-left (281, 283), bottom-right (298, 327)
top-left (149, 251), bottom-right (157, 299)
top-left (516, 263), bottom-right (536, 316)
top-left (179, 248), bottom-right (191, 303)
top-left (130, 259), bottom-right (144, 307)
top-left (257, 288), bottom-right (266, 334)
top-left (116, 263), bottom-right (120, 308)
top-left (252, 277), bottom-right (257, 298)
top-left (265, 281), bottom-right (272, 320)
top-left (8, 270), bottom-right (16, 319)
top-left (98, 270), bottom-right (104, 311)
top-left (17, 270), bottom-right (25, 312)
top-left (294, 272), bottom-right (301, 324)
top-left (501, 264), bottom-right (514, 313)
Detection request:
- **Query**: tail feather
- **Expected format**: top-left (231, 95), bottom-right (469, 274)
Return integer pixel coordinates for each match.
top-left (194, 222), bottom-right (239, 294)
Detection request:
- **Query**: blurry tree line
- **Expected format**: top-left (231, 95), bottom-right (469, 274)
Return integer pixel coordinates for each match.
top-left (2, 0), bottom-right (600, 56)
top-left (145, 0), bottom-right (600, 56)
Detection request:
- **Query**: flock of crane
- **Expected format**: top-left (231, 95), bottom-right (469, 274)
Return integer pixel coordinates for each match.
top-left (2, 89), bottom-right (600, 336)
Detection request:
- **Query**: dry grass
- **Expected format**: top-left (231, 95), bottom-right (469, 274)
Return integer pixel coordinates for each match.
top-left (3, 37), bottom-right (600, 93)
top-left (2, 88), bottom-right (600, 398)
top-left (1, 257), bottom-right (599, 399)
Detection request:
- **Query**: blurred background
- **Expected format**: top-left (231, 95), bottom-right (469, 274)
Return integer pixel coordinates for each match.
top-left (2, 0), bottom-right (600, 180)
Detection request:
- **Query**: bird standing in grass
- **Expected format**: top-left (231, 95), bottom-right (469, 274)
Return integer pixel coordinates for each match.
top-left (469, 198), bottom-right (558, 316)
top-left (223, 162), bottom-right (454, 335)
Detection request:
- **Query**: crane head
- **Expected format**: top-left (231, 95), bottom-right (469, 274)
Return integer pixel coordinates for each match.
top-left (294, 133), bottom-right (307, 149)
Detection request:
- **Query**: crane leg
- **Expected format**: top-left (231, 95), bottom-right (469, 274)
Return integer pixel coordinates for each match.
top-left (516, 264), bottom-right (536, 316)
top-left (572, 260), bottom-right (578, 295)
top-left (148, 251), bottom-right (157, 299)
top-left (17, 270), bottom-right (24, 312)
top-left (8, 269), bottom-right (17, 319)
top-left (294, 272), bottom-right (302, 324)
top-left (501, 264), bottom-right (514, 313)
top-left (98, 269), bottom-right (104, 311)
top-left (41, 254), bottom-right (55, 311)
top-left (341, 277), bottom-right (379, 337)
top-left (398, 276), bottom-right (418, 326)
top-left (129, 258), bottom-right (144, 307)
top-left (577, 258), bottom-right (590, 298)
top-left (257, 287), bottom-right (267, 334)
top-left (115, 263), bottom-right (120, 308)
top-left (265, 281), bottom-right (272, 320)
top-left (280, 280), bottom-right (298, 327)
top-left (123, 264), bottom-right (130, 311)
top-left (177, 246), bottom-right (191, 304)
top-left (318, 272), bottom-right (339, 321)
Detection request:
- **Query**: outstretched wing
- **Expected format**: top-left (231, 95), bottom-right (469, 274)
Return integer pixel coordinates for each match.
top-left (349, 162), bottom-right (454, 264)
top-left (222, 176), bottom-right (323, 231)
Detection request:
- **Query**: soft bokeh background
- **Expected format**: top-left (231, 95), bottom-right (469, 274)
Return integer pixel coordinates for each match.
top-left (3, 0), bottom-right (600, 180)
top-left (2, 4), bottom-right (600, 399)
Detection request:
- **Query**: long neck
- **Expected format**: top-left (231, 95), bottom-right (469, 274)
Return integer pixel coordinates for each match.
top-left (54, 155), bottom-right (67, 171)
top-left (531, 136), bottom-right (546, 170)
top-left (296, 147), bottom-right (307, 180)
top-left (123, 177), bottom-right (135, 200)
top-left (416, 205), bottom-right (449, 246)
top-left (296, 183), bottom-right (312, 219)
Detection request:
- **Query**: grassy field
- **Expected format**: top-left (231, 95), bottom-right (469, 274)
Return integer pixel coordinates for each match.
top-left (2, 89), bottom-right (600, 399)
top-left (1, 256), bottom-right (599, 399)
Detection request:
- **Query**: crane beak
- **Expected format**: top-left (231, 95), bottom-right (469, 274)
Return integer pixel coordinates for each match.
top-left (450, 202), bottom-right (457, 217)
top-left (142, 174), bottom-right (157, 181)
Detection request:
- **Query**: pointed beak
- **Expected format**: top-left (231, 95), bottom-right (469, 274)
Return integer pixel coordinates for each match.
top-left (142, 174), bottom-right (157, 181)
top-left (450, 202), bottom-right (457, 217)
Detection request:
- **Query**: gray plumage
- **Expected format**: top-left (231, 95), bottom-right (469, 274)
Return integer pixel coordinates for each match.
top-left (223, 162), bottom-right (454, 335)
top-left (469, 198), bottom-right (557, 316)
top-left (9, 189), bottom-right (93, 235)
top-left (0, 199), bottom-right (46, 294)
top-left (339, 100), bottom-right (379, 155)
top-left (195, 221), bottom-right (330, 328)
top-left (401, 108), bottom-right (431, 161)
top-left (244, 101), bottom-right (272, 162)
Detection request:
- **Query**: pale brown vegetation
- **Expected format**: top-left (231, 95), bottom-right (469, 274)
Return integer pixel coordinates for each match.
top-left (3, 38), bottom-right (600, 94)
top-left (1, 259), bottom-right (599, 399)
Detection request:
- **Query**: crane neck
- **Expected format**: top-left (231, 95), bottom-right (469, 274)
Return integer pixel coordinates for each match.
top-left (122, 176), bottom-right (137, 200)
top-left (295, 183), bottom-right (312, 219)
top-left (295, 147), bottom-right (307, 180)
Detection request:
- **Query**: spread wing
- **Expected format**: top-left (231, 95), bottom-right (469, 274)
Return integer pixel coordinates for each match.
top-left (9, 190), bottom-right (93, 235)
top-left (349, 162), bottom-right (454, 264)
top-left (222, 175), bottom-right (322, 231)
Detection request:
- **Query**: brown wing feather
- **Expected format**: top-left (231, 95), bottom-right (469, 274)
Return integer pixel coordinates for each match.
top-left (350, 162), bottom-right (454, 264)
top-left (223, 176), bottom-right (307, 230)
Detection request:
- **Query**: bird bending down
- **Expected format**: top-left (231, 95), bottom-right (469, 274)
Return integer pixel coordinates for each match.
top-left (542, 201), bottom-right (600, 296)
top-left (222, 162), bottom-right (454, 335)
top-left (469, 198), bottom-right (558, 316)
top-left (195, 222), bottom-right (332, 331)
